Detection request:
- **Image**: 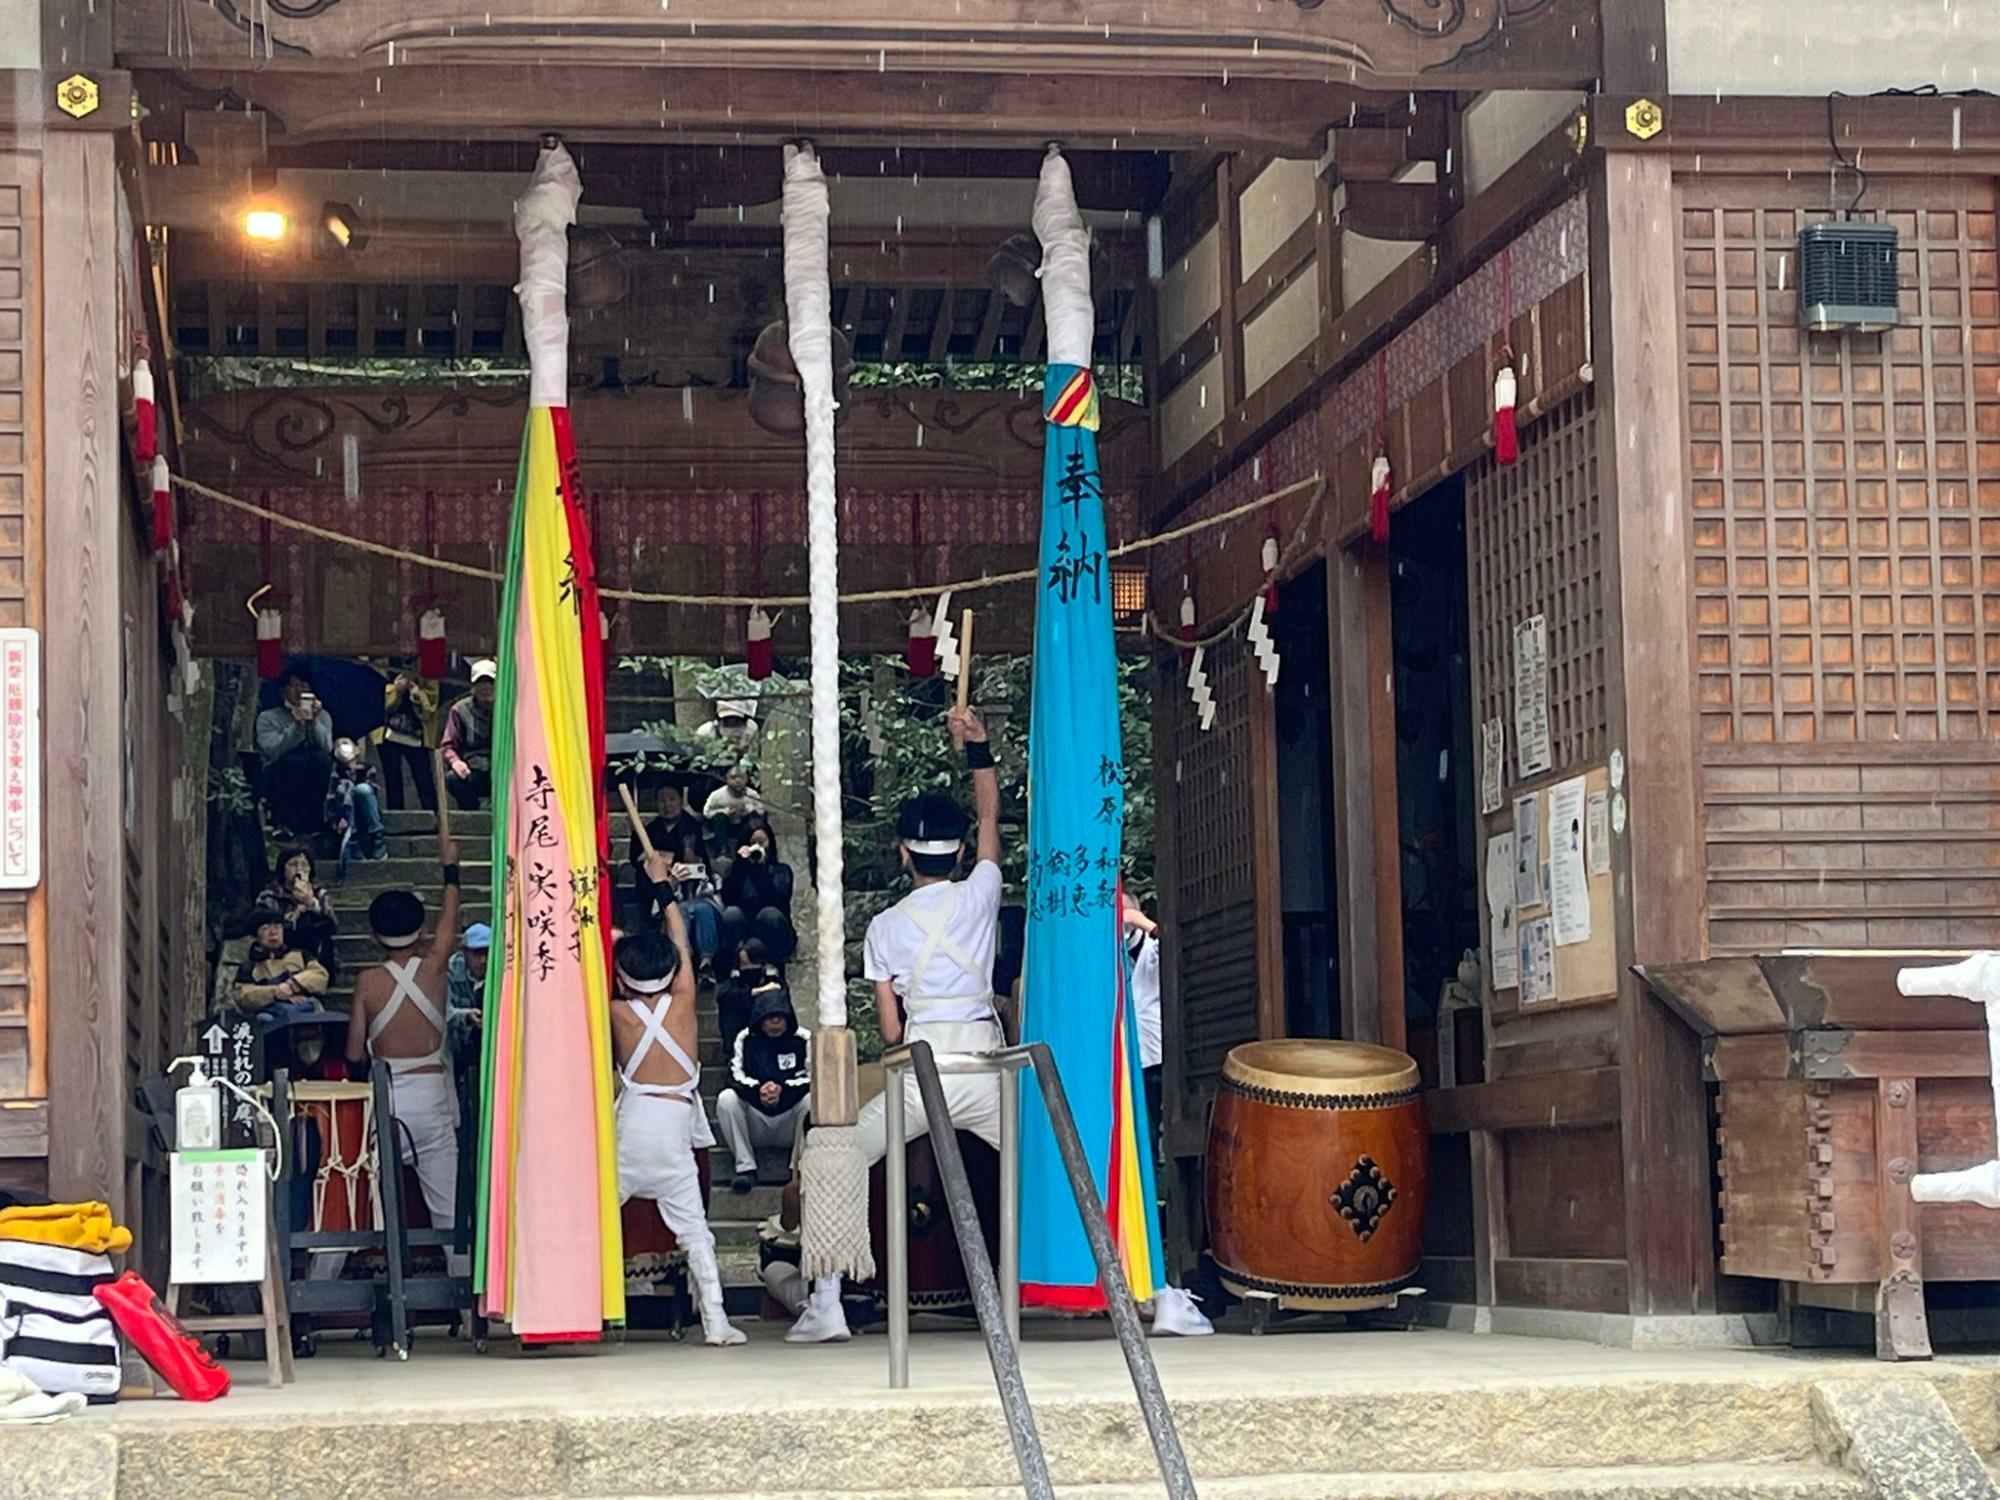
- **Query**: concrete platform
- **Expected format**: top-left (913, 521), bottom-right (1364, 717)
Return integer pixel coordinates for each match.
top-left (13, 1320), bottom-right (2000, 1499)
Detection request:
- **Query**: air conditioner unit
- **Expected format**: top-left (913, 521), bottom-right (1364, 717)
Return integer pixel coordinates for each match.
top-left (1797, 221), bottom-right (1901, 333)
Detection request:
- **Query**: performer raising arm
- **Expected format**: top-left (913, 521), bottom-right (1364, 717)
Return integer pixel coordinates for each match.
top-left (789, 705), bottom-right (1004, 1343)
top-left (611, 879), bottom-right (746, 1347)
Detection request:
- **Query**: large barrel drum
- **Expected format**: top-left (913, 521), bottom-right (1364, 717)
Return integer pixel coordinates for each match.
top-left (1206, 1040), bottom-right (1427, 1310)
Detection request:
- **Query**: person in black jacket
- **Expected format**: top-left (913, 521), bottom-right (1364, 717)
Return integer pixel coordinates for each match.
top-left (713, 981), bottom-right (809, 1193)
top-left (717, 817), bottom-right (796, 966)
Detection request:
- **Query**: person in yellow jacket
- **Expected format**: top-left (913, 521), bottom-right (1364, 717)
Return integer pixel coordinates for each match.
top-left (378, 668), bottom-right (439, 813)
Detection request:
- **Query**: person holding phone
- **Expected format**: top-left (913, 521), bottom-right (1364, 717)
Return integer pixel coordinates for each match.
top-left (254, 668), bottom-right (336, 839)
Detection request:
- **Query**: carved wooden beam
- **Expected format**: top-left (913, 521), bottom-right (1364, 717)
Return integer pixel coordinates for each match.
top-left (118, 0), bottom-right (1600, 91)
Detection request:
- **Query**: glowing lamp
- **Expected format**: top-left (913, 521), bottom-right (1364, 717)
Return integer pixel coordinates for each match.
top-left (242, 208), bottom-right (287, 243)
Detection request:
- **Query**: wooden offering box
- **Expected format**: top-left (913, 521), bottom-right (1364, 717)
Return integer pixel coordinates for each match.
top-left (1643, 952), bottom-right (1996, 1361)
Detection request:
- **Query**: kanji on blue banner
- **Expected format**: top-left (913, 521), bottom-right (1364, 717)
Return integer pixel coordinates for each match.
top-left (1018, 365), bottom-right (1164, 1309)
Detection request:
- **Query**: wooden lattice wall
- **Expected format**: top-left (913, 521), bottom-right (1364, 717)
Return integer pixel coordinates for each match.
top-left (1161, 634), bottom-right (1261, 1096)
top-left (1681, 178), bottom-right (2000, 951)
top-left (1465, 390), bottom-right (1608, 784)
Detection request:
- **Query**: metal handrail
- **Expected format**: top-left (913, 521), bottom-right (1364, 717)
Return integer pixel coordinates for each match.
top-left (884, 1039), bottom-right (1198, 1500)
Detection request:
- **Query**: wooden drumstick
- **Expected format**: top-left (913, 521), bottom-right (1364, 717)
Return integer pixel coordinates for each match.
top-left (955, 608), bottom-right (975, 711)
top-left (617, 781), bottom-right (658, 859)
top-left (432, 751), bottom-right (452, 842)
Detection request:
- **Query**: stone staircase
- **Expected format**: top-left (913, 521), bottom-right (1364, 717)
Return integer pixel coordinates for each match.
top-left (319, 805), bottom-right (780, 1305)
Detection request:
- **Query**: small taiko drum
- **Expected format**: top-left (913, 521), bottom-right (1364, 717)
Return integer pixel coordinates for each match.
top-left (293, 1082), bottom-right (378, 1236)
top-left (1206, 1040), bottom-right (1427, 1311)
top-left (852, 1132), bottom-right (1000, 1313)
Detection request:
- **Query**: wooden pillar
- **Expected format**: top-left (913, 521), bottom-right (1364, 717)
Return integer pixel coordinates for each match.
top-left (41, 130), bottom-right (128, 1214)
top-left (1327, 541), bottom-right (1403, 1050)
top-left (1245, 668), bottom-right (1284, 1039)
top-left (1591, 151), bottom-right (1711, 1316)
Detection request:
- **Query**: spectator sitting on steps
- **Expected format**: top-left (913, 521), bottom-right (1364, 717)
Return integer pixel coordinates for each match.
top-left (327, 737), bottom-right (389, 871)
top-left (716, 979), bottom-right (810, 1193)
top-left (718, 817), bottom-right (796, 968)
top-left (255, 669), bottom-right (334, 839)
top-left (441, 659), bottom-right (498, 811)
top-left (235, 910), bottom-right (330, 1032)
top-left (258, 844), bottom-right (338, 977)
top-left (446, 922), bottom-right (491, 1075)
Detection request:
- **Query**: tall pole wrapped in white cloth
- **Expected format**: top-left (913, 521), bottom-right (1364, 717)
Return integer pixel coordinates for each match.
top-left (783, 142), bottom-right (870, 1281)
top-left (1033, 145), bottom-right (1094, 370)
top-left (514, 142), bottom-right (580, 410)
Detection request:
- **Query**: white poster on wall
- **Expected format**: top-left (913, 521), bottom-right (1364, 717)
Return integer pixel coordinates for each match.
top-left (1485, 832), bottom-right (1519, 990)
top-left (1513, 615), bottom-right (1551, 778)
top-left (1479, 717), bottom-right (1505, 815)
top-left (1512, 792), bottom-right (1543, 910)
top-left (1547, 775), bottom-right (1591, 947)
top-left (1587, 789), bottom-right (1612, 876)
top-left (1520, 917), bottom-right (1556, 1007)
top-left (0, 629), bottom-right (40, 890)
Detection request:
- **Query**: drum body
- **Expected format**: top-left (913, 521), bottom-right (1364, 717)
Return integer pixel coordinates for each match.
top-left (1206, 1040), bottom-right (1427, 1311)
top-left (852, 1131), bottom-right (999, 1312)
top-left (299, 1086), bottom-right (377, 1235)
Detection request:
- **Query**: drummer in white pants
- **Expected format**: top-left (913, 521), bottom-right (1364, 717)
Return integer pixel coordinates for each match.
top-left (344, 835), bottom-right (468, 1278)
top-left (612, 895), bottom-right (746, 1347)
top-left (789, 706), bottom-right (1003, 1343)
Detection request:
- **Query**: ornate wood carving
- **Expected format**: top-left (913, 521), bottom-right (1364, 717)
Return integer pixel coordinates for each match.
top-left (120, 0), bottom-right (1598, 91)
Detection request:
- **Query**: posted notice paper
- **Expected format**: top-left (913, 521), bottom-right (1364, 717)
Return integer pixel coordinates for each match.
top-left (1479, 717), bottom-right (1505, 815)
top-left (1520, 917), bottom-right (1556, 1007)
top-left (1486, 831), bottom-right (1519, 990)
top-left (1586, 789), bottom-right (1611, 876)
top-left (1513, 792), bottom-right (1543, 909)
top-left (1547, 775), bottom-right (1591, 946)
top-left (1512, 615), bottom-right (1551, 778)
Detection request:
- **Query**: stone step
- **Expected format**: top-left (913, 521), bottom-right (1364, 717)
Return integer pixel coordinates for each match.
top-left (582, 1467), bottom-right (1870, 1500)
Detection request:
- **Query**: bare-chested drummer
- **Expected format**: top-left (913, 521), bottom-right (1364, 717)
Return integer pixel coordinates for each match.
top-left (344, 829), bottom-right (465, 1275)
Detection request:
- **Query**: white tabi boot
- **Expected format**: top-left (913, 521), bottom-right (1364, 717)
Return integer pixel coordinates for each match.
top-left (1149, 1286), bottom-right (1214, 1337)
top-left (687, 1243), bottom-right (747, 1347)
top-left (784, 1274), bottom-right (852, 1343)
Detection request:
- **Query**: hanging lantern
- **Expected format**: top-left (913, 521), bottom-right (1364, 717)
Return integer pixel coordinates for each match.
top-left (417, 605), bottom-right (448, 680)
top-left (746, 603), bottom-right (774, 681)
top-left (254, 596), bottom-right (285, 680)
top-left (132, 357), bottom-right (157, 465)
top-left (1369, 451), bottom-right (1393, 546)
top-left (149, 456), bottom-right (173, 554)
top-left (905, 604), bottom-right (937, 678)
top-left (1493, 361), bottom-right (1519, 467)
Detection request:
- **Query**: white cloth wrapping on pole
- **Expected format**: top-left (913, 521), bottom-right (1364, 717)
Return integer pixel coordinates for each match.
top-left (781, 142), bottom-right (848, 1030)
top-left (1032, 145), bottom-right (1093, 369)
top-left (514, 142), bottom-right (581, 410)
top-left (1898, 953), bottom-right (2000, 1206)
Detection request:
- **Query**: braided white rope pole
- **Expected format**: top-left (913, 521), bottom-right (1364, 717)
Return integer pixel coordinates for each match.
top-left (782, 141), bottom-right (847, 1033)
top-left (1033, 143), bottom-right (1092, 367)
top-left (514, 139), bottom-right (579, 410)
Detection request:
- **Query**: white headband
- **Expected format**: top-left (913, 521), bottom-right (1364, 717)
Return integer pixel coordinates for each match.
top-left (904, 838), bottom-right (963, 857)
top-left (617, 968), bottom-right (672, 995)
top-left (378, 931), bottom-right (421, 948)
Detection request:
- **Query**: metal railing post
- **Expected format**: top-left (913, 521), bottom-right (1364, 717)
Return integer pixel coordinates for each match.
top-left (999, 1061), bottom-right (1021, 1345)
top-left (885, 1061), bottom-right (909, 1390)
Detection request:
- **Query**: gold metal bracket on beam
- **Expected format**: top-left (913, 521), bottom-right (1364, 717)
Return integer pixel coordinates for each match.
top-left (1623, 98), bottom-right (1663, 142)
top-left (56, 74), bottom-right (100, 120)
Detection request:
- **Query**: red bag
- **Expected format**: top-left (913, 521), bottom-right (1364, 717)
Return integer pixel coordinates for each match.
top-left (93, 1271), bottom-right (231, 1402)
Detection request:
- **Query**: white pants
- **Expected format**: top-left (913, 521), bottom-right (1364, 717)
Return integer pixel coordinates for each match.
top-left (715, 1091), bottom-right (806, 1175)
top-left (616, 1091), bottom-right (716, 1260)
top-left (388, 1069), bottom-right (465, 1278)
top-left (856, 1016), bottom-right (1004, 1166)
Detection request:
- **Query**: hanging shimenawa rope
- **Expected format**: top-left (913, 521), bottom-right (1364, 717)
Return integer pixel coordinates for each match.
top-left (167, 470), bottom-right (1324, 609)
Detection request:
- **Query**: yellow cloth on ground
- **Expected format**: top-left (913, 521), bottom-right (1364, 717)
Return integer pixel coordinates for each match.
top-left (0, 1202), bottom-right (131, 1255)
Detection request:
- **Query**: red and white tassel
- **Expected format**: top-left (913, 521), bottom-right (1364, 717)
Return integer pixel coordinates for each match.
top-left (1369, 452), bottom-right (1393, 546)
top-left (1493, 362), bottom-right (1519, 467)
top-left (149, 456), bottom-right (173, 553)
top-left (255, 599), bottom-right (285, 680)
top-left (745, 603), bottom-right (774, 681)
top-left (417, 605), bottom-right (448, 680)
top-left (904, 604), bottom-right (937, 678)
top-left (132, 358), bottom-right (157, 465)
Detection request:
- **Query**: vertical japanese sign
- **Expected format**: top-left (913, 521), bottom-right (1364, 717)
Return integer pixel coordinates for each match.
top-left (0, 629), bottom-right (40, 889)
top-left (170, 1149), bottom-right (266, 1285)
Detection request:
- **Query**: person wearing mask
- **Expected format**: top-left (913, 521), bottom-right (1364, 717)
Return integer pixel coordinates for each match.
top-left (258, 845), bottom-right (338, 976)
top-left (627, 782), bottom-right (704, 925)
top-left (717, 818), bottom-right (796, 966)
top-left (440, 660), bottom-right (498, 811)
top-left (255, 670), bottom-right (335, 838)
top-left (327, 737), bottom-right (388, 872)
top-left (234, 910), bottom-right (330, 1032)
top-left (715, 980), bottom-right (810, 1193)
top-left (610, 890), bottom-right (745, 1346)
top-left (713, 937), bottom-right (777, 1070)
top-left (380, 670), bottom-right (439, 813)
top-left (445, 922), bottom-right (491, 1074)
top-left (345, 830), bottom-right (465, 1274)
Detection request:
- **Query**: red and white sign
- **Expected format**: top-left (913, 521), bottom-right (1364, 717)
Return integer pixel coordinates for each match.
top-left (0, 630), bottom-right (40, 889)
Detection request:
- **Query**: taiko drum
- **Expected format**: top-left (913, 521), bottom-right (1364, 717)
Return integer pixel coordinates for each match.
top-left (1205, 1040), bottom-right (1427, 1310)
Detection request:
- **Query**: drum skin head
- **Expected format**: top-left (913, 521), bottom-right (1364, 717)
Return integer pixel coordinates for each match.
top-left (1222, 1039), bottom-right (1418, 1099)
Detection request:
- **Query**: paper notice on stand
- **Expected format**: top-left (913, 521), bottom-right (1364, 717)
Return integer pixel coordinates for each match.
top-left (171, 1149), bottom-right (267, 1286)
top-left (1587, 789), bottom-right (1611, 876)
top-left (1486, 831), bottom-right (1519, 990)
top-left (1547, 775), bottom-right (1591, 946)
top-left (1520, 917), bottom-right (1556, 1007)
top-left (1512, 792), bottom-right (1543, 909)
top-left (1513, 616), bottom-right (1551, 778)
top-left (1479, 718), bottom-right (1505, 815)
